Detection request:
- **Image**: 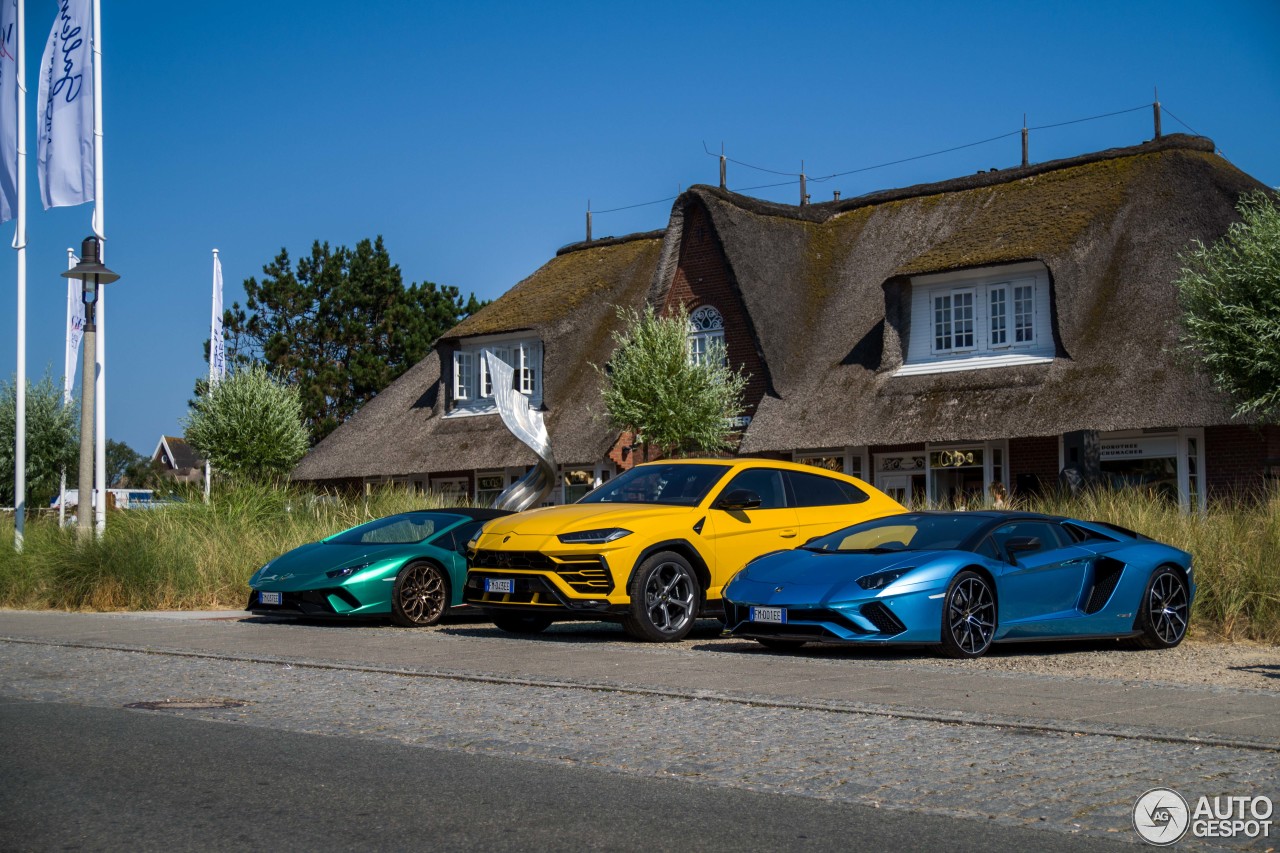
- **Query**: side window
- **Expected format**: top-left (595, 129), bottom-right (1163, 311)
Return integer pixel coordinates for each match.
top-left (974, 536), bottom-right (1002, 560)
top-left (720, 469), bottom-right (787, 509)
top-left (785, 470), bottom-right (868, 507)
top-left (991, 521), bottom-right (1067, 558)
top-left (444, 520), bottom-right (485, 554)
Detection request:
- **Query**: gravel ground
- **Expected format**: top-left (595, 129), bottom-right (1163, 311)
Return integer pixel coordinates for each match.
top-left (431, 617), bottom-right (1280, 692)
top-left (2, 640), bottom-right (1276, 852)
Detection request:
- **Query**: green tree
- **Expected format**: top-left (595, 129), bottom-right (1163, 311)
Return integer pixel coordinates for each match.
top-left (1175, 191), bottom-right (1280, 422)
top-left (0, 371), bottom-right (78, 506)
top-left (106, 439), bottom-right (145, 488)
top-left (182, 366), bottom-right (309, 483)
top-left (597, 305), bottom-right (748, 458)
top-left (212, 236), bottom-right (487, 442)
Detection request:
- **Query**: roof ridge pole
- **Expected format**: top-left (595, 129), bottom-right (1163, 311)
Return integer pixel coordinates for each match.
top-left (719, 142), bottom-right (726, 189)
top-left (1153, 87), bottom-right (1162, 139)
top-left (586, 200), bottom-right (592, 242)
top-left (1021, 113), bottom-right (1029, 167)
top-left (799, 160), bottom-right (808, 206)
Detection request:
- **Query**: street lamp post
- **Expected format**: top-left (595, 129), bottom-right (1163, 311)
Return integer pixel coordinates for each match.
top-left (62, 237), bottom-right (119, 538)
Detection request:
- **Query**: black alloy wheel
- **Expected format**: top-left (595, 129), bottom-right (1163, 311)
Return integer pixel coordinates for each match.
top-left (1131, 566), bottom-right (1190, 649)
top-left (623, 551), bottom-right (701, 642)
top-left (937, 570), bottom-right (996, 659)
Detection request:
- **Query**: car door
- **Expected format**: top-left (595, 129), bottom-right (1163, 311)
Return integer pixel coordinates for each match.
top-left (703, 467), bottom-right (799, 593)
top-left (992, 520), bottom-right (1094, 629)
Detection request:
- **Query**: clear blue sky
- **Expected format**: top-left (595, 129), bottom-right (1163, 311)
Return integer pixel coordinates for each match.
top-left (2, 0), bottom-right (1278, 456)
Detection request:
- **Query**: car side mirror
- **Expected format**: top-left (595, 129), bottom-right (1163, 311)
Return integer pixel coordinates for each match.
top-left (1004, 536), bottom-right (1040, 558)
top-left (716, 488), bottom-right (762, 511)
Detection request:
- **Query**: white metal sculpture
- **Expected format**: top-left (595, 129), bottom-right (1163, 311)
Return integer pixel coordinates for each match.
top-left (486, 351), bottom-right (557, 511)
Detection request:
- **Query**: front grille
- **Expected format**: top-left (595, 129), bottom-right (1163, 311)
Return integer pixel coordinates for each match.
top-left (553, 558), bottom-right (612, 593)
top-left (464, 572), bottom-right (567, 607)
top-left (472, 550), bottom-right (555, 571)
top-left (470, 551), bottom-right (615, 595)
top-left (724, 602), bottom-right (869, 636)
top-left (246, 588), bottom-right (357, 616)
top-left (860, 602), bottom-right (907, 635)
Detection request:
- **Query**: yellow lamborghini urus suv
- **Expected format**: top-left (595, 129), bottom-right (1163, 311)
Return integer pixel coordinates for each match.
top-left (464, 458), bottom-right (904, 641)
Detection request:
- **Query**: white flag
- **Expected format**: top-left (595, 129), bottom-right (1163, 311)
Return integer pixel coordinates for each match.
top-left (37, 0), bottom-right (94, 210)
top-left (210, 252), bottom-right (226, 382)
top-left (64, 268), bottom-right (85, 402)
top-left (0, 0), bottom-right (18, 224)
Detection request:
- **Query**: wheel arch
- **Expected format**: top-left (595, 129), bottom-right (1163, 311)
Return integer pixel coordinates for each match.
top-left (628, 539), bottom-right (712, 600)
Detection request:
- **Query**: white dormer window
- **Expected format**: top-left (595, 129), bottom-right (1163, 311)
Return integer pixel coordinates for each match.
top-left (897, 262), bottom-right (1054, 376)
top-left (688, 305), bottom-right (726, 366)
top-left (449, 335), bottom-right (543, 416)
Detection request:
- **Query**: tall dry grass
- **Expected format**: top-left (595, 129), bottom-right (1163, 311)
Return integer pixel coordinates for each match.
top-left (0, 484), bottom-right (460, 611)
top-left (1, 483), bottom-right (1277, 642)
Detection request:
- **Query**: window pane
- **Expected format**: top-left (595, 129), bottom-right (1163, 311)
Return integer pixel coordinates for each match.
top-left (785, 470), bottom-right (854, 507)
top-left (990, 288), bottom-right (1007, 346)
top-left (721, 468), bottom-right (787, 509)
top-left (934, 294), bottom-right (952, 351)
top-left (955, 292), bottom-right (974, 349)
top-left (1014, 285), bottom-right (1034, 343)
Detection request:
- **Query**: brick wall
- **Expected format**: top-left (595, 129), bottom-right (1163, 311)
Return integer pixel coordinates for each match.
top-left (662, 203), bottom-right (771, 416)
top-left (1008, 436), bottom-right (1059, 496)
top-left (1205, 424), bottom-right (1280, 498)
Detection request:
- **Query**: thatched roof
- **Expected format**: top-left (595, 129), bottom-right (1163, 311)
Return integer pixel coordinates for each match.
top-left (296, 133), bottom-right (1268, 485)
top-left (292, 234), bottom-right (663, 483)
top-left (641, 135), bottom-right (1265, 453)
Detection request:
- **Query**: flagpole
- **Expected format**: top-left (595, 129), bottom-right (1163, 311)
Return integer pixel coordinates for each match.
top-left (12, 0), bottom-right (26, 552)
top-left (205, 248), bottom-right (218, 502)
top-left (59, 247), bottom-right (77, 528)
top-left (91, 0), bottom-right (106, 533)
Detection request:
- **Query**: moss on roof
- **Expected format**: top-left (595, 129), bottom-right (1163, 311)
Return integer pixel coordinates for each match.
top-left (446, 236), bottom-right (663, 339)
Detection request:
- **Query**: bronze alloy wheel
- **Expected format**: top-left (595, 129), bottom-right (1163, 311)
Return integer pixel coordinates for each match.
top-left (391, 562), bottom-right (449, 627)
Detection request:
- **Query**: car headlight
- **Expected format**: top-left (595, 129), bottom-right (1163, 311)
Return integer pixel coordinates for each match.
top-left (856, 568), bottom-right (912, 590)
top-left (326, 560), bottom-right (378, 579)
top-left (556, 528), bottom-right (632, 545)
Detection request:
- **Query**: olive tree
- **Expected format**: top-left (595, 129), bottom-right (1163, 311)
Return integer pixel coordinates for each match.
top-left (598, 305), bottom-right (748, 458)
top-left (182, 365), bottom-right (309, 483)
top-left (1175, 191), bottom-right (1280, 422)
top-left (0, 372), bottom-right (78, 506)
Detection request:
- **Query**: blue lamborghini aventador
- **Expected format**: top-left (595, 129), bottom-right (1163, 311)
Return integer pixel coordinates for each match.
top-left (721, 511), bottom-right (1194, 658)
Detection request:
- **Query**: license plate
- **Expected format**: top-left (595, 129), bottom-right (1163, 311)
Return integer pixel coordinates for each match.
top-left (749, 606), bottom-right (786, 624)
top-left (258, 591), bottom-right (282, 605)
top-left (485, 578), bottom-right (514, 594)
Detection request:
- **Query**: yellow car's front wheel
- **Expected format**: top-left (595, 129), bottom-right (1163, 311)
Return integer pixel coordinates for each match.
top-left (622, 551), bottom-right (701, 642)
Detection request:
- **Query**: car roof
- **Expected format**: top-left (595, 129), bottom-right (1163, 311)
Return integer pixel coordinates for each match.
top-left (631, 457), bottom-right (866, 478)
top-left (396, 507), bottom-right (512, 521)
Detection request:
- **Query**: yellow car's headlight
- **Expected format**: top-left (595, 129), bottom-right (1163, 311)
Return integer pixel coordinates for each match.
top-left (556, 528), bottom-right (632, 545)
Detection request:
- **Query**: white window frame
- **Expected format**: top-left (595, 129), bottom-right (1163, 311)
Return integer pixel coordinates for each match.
top-left (688, 305), bottom-right (726, 367)
top-left (931, 287), bottom-right (976, 355)
top-left (448, 334), bottom-right (543, 416)
top-left (897, 262), bottom-right (1054, 376)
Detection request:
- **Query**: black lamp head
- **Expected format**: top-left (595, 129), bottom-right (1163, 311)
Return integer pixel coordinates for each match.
top-left (61, 236), bottom-right (120, 285)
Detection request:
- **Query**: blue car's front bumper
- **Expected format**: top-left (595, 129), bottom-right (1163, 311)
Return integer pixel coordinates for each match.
top-left (723, 579), bottom-right (947, 645)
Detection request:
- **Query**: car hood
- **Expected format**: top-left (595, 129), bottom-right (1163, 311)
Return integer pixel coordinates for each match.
top-left (252, 541), bottom-right (412, 586)
top-left (479, 503), bottom-right (695, 537)
top-left (727, 548), bottom-right (954, 602)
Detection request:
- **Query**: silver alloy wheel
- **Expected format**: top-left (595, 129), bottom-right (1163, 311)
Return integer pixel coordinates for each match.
top-left (1148, 571), bottom-right (1189, 645)
top-left (396, 564), bottom-right (446, 625)
top-left (644, 561), bottom-right (696, 635)
top-left (948, 575), bottom-right (995, 655)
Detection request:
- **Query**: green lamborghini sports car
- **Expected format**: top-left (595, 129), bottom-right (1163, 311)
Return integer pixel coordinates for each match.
top-left (247, 508), bottom-right (511, 626)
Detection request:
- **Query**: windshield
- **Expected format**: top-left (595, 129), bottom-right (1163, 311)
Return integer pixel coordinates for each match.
top-left (806, 514), bottom-right (988, 553)
top-left (578, 463), bottom-right (731, 506)
top-left (328, 512), bottom-right (461, 545)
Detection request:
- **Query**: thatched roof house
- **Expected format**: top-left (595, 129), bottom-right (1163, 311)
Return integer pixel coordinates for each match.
top-left (295, 134), bottom-right (1277, 508)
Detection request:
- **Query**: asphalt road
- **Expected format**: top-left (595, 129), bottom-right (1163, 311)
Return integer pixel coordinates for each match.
top-left (0, 699), bottom-right (1126, 853)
